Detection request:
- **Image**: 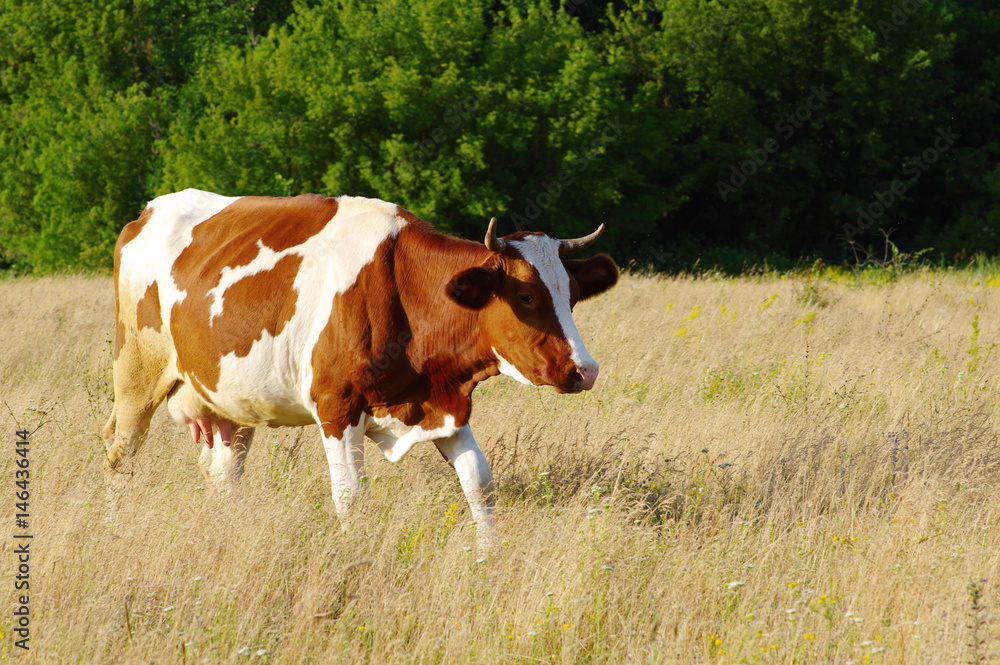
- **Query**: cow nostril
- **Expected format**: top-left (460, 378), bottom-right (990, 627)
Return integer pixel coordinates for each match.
top-left (577, 365), bottom-right (598, 390)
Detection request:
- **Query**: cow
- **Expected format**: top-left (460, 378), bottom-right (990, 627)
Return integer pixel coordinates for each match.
top-left (102, 189), bottom-right (618, 551)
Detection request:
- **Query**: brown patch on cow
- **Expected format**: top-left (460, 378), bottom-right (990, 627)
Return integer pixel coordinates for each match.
top-left (116, 207), bottom-right (152, 255)
top-left (172, 253), bottom-right (304, 393)
top-left (394, 205), bottom-right (423, 226)
top-left (214, 253), bottom-right (303, 356)
top-left (183, 195), bottom-right (336, 274)
top-left (309, 219), bottom-right (496, 440)
top-left (170, 195), bottom-right (336, 391)
top-left (136, 282), bottom-right (162, 332)
top-left (113, 206), bottom-right (155, 360)
top-left (309, 237), bottom-right (407, 440)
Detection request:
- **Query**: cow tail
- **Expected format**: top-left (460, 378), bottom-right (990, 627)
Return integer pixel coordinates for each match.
top-left (102, 404), bottom-right (117, 442)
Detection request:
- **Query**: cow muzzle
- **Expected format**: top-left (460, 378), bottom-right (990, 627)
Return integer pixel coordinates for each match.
top-left (577, 364), bottom-right (598, 391)
top-left (556, 362), bottom-right (598, 393)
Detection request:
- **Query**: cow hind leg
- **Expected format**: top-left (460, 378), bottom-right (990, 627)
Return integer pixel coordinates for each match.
top-left (104, 376), bottom-right (176, 476)
top-left (103, 328), bottom-right (176, 515)
top-left (198, 424), bottom-right (255, 491)
top-left (102, 376), bottom-right (176, 519)
top-left (434, 425), bottom-right (496, 556)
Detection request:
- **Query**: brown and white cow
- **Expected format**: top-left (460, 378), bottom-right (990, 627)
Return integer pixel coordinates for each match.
top-left (103, 189), bottom-right (617, 550)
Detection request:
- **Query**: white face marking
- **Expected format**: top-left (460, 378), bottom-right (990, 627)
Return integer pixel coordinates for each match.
top-left (493, 348), bottom-right (538, 386)
top-left (507, 234), bottom-right (598, 374)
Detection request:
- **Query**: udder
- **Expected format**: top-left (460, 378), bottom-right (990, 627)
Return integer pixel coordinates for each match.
top-left (166, 382), bottom-right (235, 448)
top-left (185, 417), bottom-right (233, 448)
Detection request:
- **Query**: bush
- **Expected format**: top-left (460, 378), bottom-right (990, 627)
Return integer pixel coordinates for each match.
top-left (1, 0), bottom-right (998, 272)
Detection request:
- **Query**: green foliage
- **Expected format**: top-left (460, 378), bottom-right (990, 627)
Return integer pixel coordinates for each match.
top-left (156, 0), bottom-right (676, 248)
top-left (1, 0), bottom-right (999, 272)
top-left (0, 0), bottom-right (296, 271)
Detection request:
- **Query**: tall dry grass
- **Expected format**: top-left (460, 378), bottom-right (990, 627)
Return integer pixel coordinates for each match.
top-left (2, 269), bottom-right (1000, 664)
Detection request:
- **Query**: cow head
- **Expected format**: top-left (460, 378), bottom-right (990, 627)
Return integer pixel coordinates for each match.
top-left (447, 218), bottom-right (618, 393)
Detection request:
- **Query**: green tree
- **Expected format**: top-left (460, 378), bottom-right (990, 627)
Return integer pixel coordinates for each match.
top-left (157, 0), bottom-right (677, 251)
top-left (2, 0), bottom-right (999, 273)
top-left (0, 0), bottom-right (295, 271)
top-left (609, 0), bottom-right (964, 264)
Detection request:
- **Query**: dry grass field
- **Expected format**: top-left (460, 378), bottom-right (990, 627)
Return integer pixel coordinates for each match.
top-left (2, 268), bottom-right (1000, 664)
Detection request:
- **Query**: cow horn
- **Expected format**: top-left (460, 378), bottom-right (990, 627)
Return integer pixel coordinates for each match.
top-left (558, 224), bottom-right (605, 256)
top-left (484, 217), bottom-right (506, 252)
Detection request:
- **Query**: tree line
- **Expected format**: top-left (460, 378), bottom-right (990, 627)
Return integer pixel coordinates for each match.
top-left (1, 0), bottom-right (997, 273)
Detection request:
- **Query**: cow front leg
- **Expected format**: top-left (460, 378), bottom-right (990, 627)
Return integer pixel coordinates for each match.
top-left (435, 425), bottom-right (496, 555)
top-left (321, 423), bottom-right (367, 531)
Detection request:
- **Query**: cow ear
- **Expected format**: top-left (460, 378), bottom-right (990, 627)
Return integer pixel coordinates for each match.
top-left (563, 254), bottom-right (618, 301)
top-left (447, 266), bottom-right (498, 309)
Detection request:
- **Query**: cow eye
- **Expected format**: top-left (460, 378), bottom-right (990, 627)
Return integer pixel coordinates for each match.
top-left (518, 292), bottom-right (534, 306)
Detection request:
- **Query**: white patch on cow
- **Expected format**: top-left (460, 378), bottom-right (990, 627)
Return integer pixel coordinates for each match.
top-left (140, 194), bottom-right (409, 428)
top-left (493, 348), bottom-right (537, 386)
top-left (507, 234), bottom-right (598, 374)
top-left (207, 240), bottom-right (287, 323)
top-left (121, 190), bottom-right (414, 430)
top-left (119, 189), bottom-right (242, 331)
top-left (366, 413), bottom-right (459, 463)
top-left (211, 330), bottom-right (316, 426)
top-left (166, 382), bottom-right (207, 426)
